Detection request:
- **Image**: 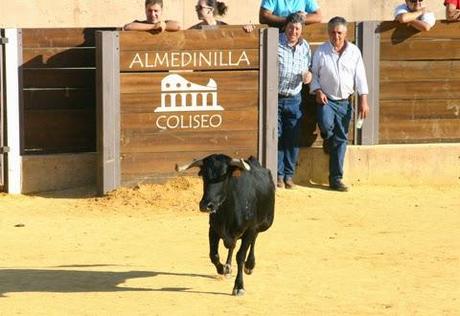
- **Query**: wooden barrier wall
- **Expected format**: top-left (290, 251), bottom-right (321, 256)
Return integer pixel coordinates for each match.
top-left (21, 28), bottom-right (102, 154)
top-left (378, 21), bottom-right (460, 144)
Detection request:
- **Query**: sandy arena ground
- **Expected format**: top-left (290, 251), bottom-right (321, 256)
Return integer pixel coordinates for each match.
top-left (0, 177), bottom-right (459, 315)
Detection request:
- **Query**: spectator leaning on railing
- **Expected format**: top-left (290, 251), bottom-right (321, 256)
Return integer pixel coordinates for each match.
top-left (123, 0), bottom-right (181, 33)
top-left (444, 0), bottom-right (460, 21)
top-left (394, 0), bottom-right (436, 31)
top-left (189, 0), bottom-right (228, 29)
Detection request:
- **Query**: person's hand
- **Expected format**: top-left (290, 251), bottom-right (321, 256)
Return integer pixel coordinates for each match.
top-left (297, 11), bottom-right (308, 21)
top-left (315, 89), bottom-right (328, 105)
top-left (302, 70), bottom-right (312, 84)
top-left (242, 23), bottom-right (255, 33)
top-left (359, 99), bottom-right (370, 119)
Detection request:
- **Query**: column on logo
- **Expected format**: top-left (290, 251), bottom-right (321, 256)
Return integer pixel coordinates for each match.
top-left (161, 92), bottom-right (177, 110)
top-left (180, 93), bottom-right (188, 109)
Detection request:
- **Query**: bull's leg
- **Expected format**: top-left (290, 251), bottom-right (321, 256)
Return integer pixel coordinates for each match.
top-left (222, 247), bottom-right (234, 276)
top-left (232, 231), bottom-right (255, 296)
top-left (209, 227), bottom-right (225, 275)
top-left (244, 233), bottom-right (258, 275)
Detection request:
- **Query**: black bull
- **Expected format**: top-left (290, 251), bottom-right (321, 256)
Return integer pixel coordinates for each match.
top-left (176, 154), bottom-right (275, 296)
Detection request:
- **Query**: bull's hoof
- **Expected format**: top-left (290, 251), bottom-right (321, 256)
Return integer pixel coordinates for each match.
top-left (232, 288), bottom-right (246, 296)
top-left (223, 264), bottom-right (232, 277)
top-left (244, 266), bottom-right (253, 275)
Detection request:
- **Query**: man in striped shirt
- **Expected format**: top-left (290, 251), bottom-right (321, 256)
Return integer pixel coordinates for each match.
top-left (277, 12), bottom-right (312, 189)
top-left (310, 16), bottom-right (369, 192)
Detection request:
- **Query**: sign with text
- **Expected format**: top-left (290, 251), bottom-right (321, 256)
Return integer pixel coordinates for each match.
top-left (115, 29), bottom-right (264, 185)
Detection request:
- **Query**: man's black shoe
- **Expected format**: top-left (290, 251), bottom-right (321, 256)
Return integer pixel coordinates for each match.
top-left (330, 181), bottom-right (348, 192)
top-left (322, 138), bottom-right (330, 154)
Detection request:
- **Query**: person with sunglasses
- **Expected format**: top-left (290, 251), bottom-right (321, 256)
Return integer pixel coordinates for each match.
top-left (444, 0), bottom-right (460, 21)
top-left (189, 0), bottom-right (228, 29)
top-left (123, 0), bottom-right (181, 33)
top-left (394, 0), bottom-right (436, 32)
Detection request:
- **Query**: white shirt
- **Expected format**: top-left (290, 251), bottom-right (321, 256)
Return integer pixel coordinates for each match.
top-left (394, 4), bottom-right (436, 27)
top-left (310, 41), bottom-right (369, 100)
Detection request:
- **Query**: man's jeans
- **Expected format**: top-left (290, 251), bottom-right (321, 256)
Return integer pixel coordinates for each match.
top-left (278, 93), bottom-right (302, 180)
top-left (316, 99), bottom-right (352, 185)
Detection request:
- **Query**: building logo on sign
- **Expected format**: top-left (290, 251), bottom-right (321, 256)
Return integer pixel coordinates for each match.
top-left (155, 74), bottom-right (224, 130)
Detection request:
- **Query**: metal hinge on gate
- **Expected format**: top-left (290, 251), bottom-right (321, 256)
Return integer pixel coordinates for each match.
top-left (0, 146), bottom-right (10, 154)
top-left (0, 37), bottom-right (8, 45)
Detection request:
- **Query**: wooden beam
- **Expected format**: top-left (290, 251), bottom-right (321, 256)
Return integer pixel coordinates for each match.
top-left (4, 29), bottom-right (23, 193)
top-left (96, 31), bottom-right (120, 196)
top-left (357, 21), bottom-right (380, 145)
top-left (259, 27), bottom-right (278, 184)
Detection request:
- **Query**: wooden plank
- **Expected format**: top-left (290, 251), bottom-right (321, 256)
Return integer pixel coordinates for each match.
top-left (381, 40), bottom-right (460, 60)
top-left (23, 89), bottom-right (94, 109)
top-left (380, 80), bottom-right (460, 100)
top-left (23, 109), bottom-right (96, 153)
top-left (121, 91), bottom-right (257, 113)
top-left (22, 47), bottom-right (95, 68)
top-left (381, 60), bottom-right (460, 81)
top-left (121, 129), bottom-right (257, 154)
top-left (378, 20), bottom-right (460, 42)
top-left (380, 99), bottom-right (460, 120)
top-left (120, 48), bottom-right (259, 71)
top-left (119, 28), bottom-right (259, 51)
top-left (23, 69), bottom-right (95, 88)
top-left (302, 22), bottom-right (356, 43)
top-left (96, 31), bottom-right (121, 195)
top-left (22, 28), bottom-right (94, 48)
top-left (379, 119), bottom-right (460, 143)
top-left (20, 28), bottom-right (121, 48)
top-left (121, 148), bottom-right (256, 183)
top-left (120, 71), bottom-right (258, 94)
top-left (121, 109), bottom-right (257, 131)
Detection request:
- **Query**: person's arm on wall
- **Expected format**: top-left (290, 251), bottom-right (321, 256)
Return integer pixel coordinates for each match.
top-left (407, 19), bottom-right (432, 31)
top-left (123, 20), bottom-right (180, 32)
top-left (395, 8), bottom-right (425, 24)
top-left (446, 3), bottom-right (460, 21)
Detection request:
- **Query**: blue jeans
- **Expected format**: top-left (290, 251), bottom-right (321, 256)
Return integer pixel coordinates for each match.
top-left (316, 99), bottom-right (352, 185)
top-left (278, 93), bottom-right (302, 180)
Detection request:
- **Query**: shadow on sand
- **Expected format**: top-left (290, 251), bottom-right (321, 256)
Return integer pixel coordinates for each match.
top-left (0, 266), bottom-right (229, 297)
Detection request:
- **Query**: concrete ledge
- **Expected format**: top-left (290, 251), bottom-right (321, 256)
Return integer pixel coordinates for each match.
top-left (295, 143), bottom-right (460, 186)
top-left (22, 152), bottom-right (97, 193)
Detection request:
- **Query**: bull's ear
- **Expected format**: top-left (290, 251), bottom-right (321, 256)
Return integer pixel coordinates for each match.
top-left (175, 159), bottom-right (203, 172)
top-left (230, 158), bottom-right (251, 171)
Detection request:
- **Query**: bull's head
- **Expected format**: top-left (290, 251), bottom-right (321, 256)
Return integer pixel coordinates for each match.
top-left (175, 154), bottom-right (250, 213)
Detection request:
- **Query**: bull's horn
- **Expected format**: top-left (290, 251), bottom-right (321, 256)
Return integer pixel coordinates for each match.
top-left (230, 158), bottom-right (251, 171)
top-left (175, 159), bottom-right (203, 172)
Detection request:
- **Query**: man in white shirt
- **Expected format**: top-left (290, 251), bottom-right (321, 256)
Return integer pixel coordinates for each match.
top-left (394, 0), bottom-right (436, 32)
top-left (310, 16), bottom-right (369, 192)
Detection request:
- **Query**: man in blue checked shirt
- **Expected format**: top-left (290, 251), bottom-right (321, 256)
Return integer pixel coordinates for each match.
top-left (276, 12), bottom-right (312, 189)
top-left (259, 0), bottom-right (322, 28)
